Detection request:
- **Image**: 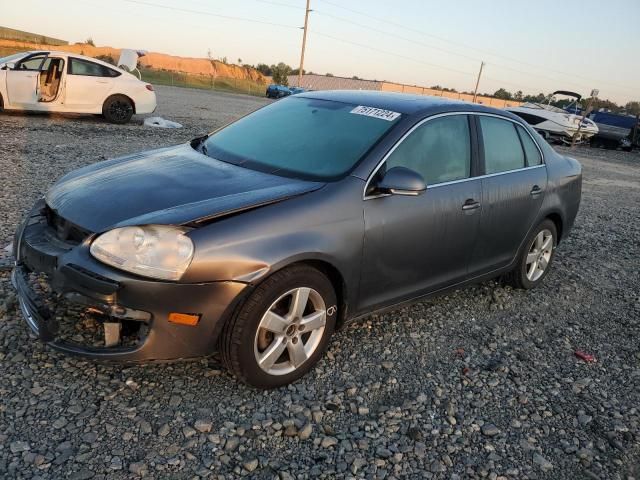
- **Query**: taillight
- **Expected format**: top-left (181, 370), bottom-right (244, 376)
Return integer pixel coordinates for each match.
top-left (145, 84), bottom-right (154, 91)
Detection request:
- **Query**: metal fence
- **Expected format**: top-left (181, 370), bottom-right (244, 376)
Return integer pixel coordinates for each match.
top-left (140, 69), bottom-right (266, 97)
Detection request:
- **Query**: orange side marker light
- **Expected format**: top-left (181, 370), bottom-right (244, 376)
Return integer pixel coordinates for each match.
top-left (168, 313), bottom-right (201, 326)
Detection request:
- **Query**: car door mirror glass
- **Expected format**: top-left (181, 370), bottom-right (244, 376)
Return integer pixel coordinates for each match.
top-left (376, 166), bottom-right (426, 196)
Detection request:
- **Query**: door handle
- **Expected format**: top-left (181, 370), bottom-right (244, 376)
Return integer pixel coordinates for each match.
top-left (462, 199), bottom-right (481, 211)
top-left (96, 80), bottom-right (109, 84)
top-left (530, 185), bottom-right (543, 196)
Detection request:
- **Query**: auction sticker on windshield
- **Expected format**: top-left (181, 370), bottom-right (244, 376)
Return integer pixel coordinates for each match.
top-left (350, 105), bottom-right (401, 122)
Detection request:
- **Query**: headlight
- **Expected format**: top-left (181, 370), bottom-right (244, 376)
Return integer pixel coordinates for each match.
top-left (90, 225), bottom-right (194, 281)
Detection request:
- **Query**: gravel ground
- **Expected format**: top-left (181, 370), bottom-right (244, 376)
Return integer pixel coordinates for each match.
top-left (0, 86), bottom-right (639, 480)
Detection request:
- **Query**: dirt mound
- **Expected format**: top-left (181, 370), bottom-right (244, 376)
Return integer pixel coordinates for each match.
top-left (0, 39), bottom-right (266, 83)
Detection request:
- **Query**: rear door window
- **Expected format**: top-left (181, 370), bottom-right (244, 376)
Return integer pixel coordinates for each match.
top-left (479, 116), bottom-right (525, 174)
top-left (516, 124), bottom-right (542, 166)
top-left (386, 115), bottom-right (472, 184)
top-left (68, 57), bottom-right (120, 77)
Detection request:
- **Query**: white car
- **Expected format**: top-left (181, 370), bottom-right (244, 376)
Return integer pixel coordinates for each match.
top-left (0, 50), bottom-right (156, 124)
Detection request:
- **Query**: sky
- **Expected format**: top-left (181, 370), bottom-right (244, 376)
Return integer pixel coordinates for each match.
top-left (2, 0), bottom-right (639, 104)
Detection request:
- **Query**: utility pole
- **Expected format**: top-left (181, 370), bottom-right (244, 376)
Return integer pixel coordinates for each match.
top-left (298, 0), bottom-right (311, 88)
top-left (472, 61), bottom-right (485, 103)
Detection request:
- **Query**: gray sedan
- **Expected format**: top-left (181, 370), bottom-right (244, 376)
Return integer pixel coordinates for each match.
top-left (12, 90), bottom-right (582, 388)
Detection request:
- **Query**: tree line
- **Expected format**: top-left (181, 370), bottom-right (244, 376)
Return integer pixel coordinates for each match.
top-left (490, 88), bottom-right (639, 115)
top-left (253, 63), bottom-right (639, 114)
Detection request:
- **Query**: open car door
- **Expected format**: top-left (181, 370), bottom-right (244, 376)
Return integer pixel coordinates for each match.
top-left (6, 52), bottom-right (48, 106)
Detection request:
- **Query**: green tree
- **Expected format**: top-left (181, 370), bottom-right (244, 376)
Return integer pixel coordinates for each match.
top-left (255, 63), bottom-right (272, 76)
top-left (271, 62), bottom-right (292, 85)
top-left (624, 101), bottom-right (640, 116)
top-left (85, 37), bottom-right (95, 46)
top-left (514, 90), bottom-right (523, 101)
top-left (523, 93), bottom-right (546, 103)
top-left (493, 88), bottom-right (513, 100)
top-left (589, 98), bottom-right (620, 112)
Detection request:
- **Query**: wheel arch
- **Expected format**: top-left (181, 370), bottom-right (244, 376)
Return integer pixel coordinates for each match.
top-left (298, 259), bottom-right (348, 326)
top-left (254, 258), bottom-right (349, 327)
top-left (545, 211), bottom-right (564, 243)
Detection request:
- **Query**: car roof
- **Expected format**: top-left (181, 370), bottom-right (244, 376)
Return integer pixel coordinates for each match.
top-left (20, 50), bottom-right (129, 74)
top-left (297, 89), bottom-right (512, 117)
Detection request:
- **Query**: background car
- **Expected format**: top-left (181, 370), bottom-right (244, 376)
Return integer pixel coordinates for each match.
top-left (265, 83), bottom-right (292, 98)
top-left (12, 91), bottom-right (582, 388)
top-left (0, 50), bottom-right (156, 123)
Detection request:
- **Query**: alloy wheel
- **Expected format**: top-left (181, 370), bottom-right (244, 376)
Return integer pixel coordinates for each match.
top-left (109, 100), bottom-right (132, 122)
top-left (254, 287), bottom-right (326, 376)
top-left (525, 229), bottom-right (553, 282)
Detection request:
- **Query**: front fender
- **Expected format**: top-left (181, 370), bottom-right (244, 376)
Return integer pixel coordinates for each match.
top-left (181, 178), bottom-right (366, 305)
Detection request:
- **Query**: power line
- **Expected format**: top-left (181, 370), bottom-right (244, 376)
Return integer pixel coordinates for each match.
top-left (313, 9), bottom-right (612, 96)
top-left (119, 0), bottom-right (472, 80)
top-left (89, 0), bottom-right (634, 101)
top-left (114, 0), bottom-right (570, 96)
top-left (318, 0), bottom-right (638, 95)
top-left (313, 29), bottom-right (544, 94)
top-left (314, 10), bottom-right (479, 63)
top-left (311, 30), bottom-right (475, 78)
top-left (248, 0), bottom-right (304, 10)
top-left (121, 0), bottom-right (299, 29)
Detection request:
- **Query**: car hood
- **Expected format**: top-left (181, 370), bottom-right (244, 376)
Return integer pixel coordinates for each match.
top-left (46, 143), bottom-right (324, 232)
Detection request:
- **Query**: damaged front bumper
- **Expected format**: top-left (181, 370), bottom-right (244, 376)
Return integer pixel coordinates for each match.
top-left (12, 200), bottom-right (248, 362)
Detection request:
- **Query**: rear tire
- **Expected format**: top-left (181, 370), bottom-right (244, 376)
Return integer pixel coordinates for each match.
top-left (220, 265), bottom-right (337, 389)
top-left (506, 219), bottom-right (557, 290)
top-left (102, 95), bottom-right (134, 124)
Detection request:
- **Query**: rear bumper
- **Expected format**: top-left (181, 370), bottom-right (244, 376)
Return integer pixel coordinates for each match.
top-left (12, 201), bottom-right (248, 362)
top-left (134, 89), bottom-right (157, 114)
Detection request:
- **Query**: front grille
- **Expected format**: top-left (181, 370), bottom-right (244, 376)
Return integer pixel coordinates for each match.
top-left (44, 206), bottom-right (91, 245)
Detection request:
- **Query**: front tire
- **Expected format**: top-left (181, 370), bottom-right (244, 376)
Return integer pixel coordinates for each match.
top-left (220, 265), bottom-right (338, 388)
top-left (506, 219), bottom-right (557, 289)
top-left (102, 95), bottom-right (134, 124)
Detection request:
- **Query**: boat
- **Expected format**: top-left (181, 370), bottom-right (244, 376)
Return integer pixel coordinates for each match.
top-left (587, 110), bottom-right (639, 151)
top-left (506, 91), bottom-right (598, 144)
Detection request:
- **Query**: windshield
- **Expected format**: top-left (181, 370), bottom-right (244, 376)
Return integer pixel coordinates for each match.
top-left (0, 52), bottom-right (26, 65)
top-left (202, 97), bottom-right (402, 180)
top-left (525, 103), bottom-right (567, 114)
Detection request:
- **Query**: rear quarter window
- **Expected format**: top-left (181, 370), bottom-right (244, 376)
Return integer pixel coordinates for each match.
top-left (516, 124), bottom-right (543, 166)
top-left (480, 116), bottom-right (525, 174)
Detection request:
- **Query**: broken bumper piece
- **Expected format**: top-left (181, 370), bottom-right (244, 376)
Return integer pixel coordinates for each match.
top-left (12, 200), bottom-right (249, 362)
top-left (12, 266), bottom-right (151, 354)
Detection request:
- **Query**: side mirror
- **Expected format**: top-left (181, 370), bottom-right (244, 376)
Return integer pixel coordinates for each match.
top-left (377, 166), bottom-right (426, 196)
top-left (2, 62), bottom-right (15, 70)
